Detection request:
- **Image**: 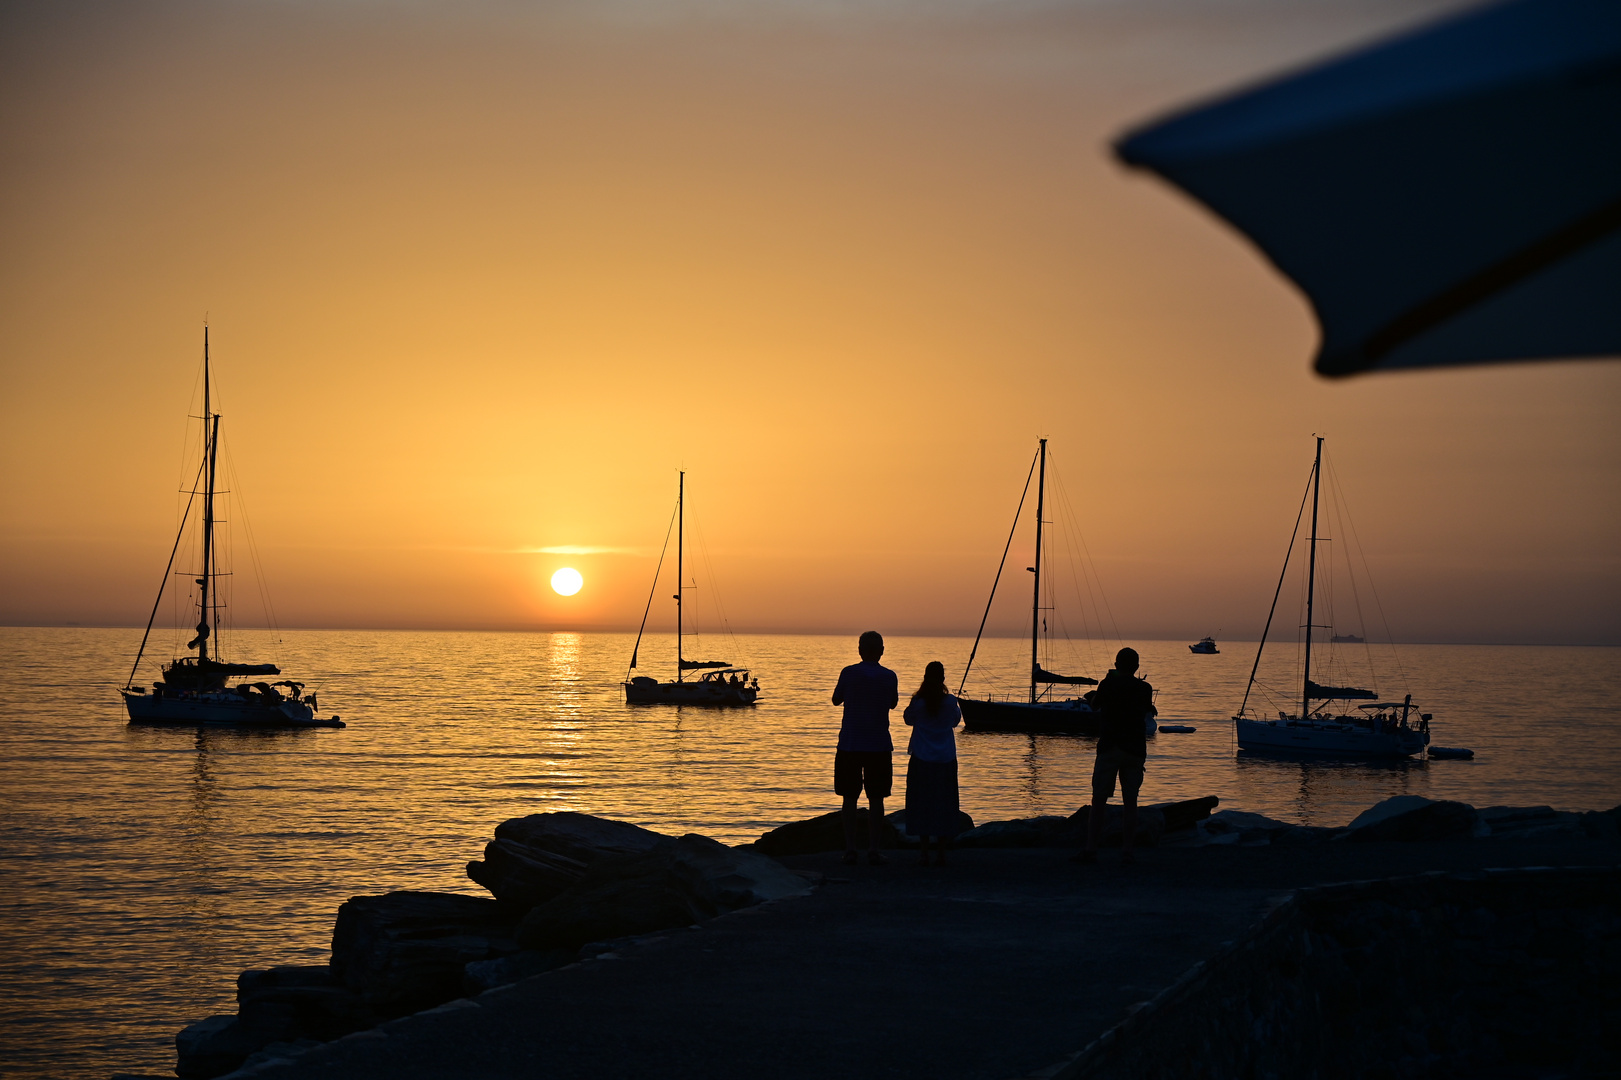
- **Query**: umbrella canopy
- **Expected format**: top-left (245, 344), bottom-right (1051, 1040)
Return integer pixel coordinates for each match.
top-left (1115, 0), bottom-right (1621, 376)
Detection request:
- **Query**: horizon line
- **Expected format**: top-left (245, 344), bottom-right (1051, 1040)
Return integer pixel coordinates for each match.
top-left (2, 622), bottom-right (1616, 649)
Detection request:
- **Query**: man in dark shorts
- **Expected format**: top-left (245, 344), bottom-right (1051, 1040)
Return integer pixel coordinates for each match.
top-left (1077, 647), bottom-right (1154, 865)
top-left (831, 630), bottom-right (899, 865)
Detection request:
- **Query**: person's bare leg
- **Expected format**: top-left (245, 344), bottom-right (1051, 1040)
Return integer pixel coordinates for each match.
top-left (868, 794), bottom-right (886, 862)
top-left (1086, 794), bottom-right (1106, 852)
top-left (842, 793), bottom-right (860, 861)
top-left (1121, 792), bottom-right (1138, 864)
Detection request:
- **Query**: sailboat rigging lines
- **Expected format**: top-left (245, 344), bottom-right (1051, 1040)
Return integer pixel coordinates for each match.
top-left (1233, 437), bottom-right (1429, 758)
top-left (958, 439), bottom-right (1158, 736)
top-left (120, 330), bottom-right (342, 729)
top-left (623, 472), bottom-right (759, 707)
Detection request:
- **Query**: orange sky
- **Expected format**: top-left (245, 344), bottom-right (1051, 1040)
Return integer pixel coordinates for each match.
top-left (2, 0), bottom-right (1617, 645)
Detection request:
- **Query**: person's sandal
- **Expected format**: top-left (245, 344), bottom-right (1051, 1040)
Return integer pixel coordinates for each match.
top-left (868, 851), bottom-right (888, 866)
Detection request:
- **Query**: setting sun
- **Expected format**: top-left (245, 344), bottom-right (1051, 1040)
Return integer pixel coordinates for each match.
top-left (550, 567), bottom-right (584, 596)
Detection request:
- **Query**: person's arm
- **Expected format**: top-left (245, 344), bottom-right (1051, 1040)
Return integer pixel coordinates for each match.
top-left (831, 669), bottom-right (846, 707)
top-left (902, 698), bottom-right (918, 726)
top-left (886, 671), bottom-right (899, 711)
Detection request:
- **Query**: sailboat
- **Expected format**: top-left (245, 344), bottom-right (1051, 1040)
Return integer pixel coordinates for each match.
top-left (623, 472), bottom-right (759, 707)
top-left (1233, 437), bottom-right (1428, 757)
top-left (958, 439), bottom-right (1155, 735)
top-left (120, 332), bottom-right (342, 729)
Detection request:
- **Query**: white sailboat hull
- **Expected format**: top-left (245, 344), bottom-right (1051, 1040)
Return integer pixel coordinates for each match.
top-left (1235, 716), bottom-right (1426, 758)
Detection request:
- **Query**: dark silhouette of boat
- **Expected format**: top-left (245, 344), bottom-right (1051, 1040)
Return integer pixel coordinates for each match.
top-left (1330, 632), bottom-right (1365, 644)
top-left (1189, 636), bottom-right (1219, 654)
top-left (957, 440), bottom-right (1157, 736)
top-left (1233, 437), bottom-right (1427, 757)
top-left (623, 472), bottom-right (758, 707)
top-left (120, 332), bottom-right (341, 728)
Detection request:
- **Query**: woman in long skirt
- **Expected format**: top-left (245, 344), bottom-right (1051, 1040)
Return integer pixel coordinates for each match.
top-left (903, 661), bottom-right (963, 866)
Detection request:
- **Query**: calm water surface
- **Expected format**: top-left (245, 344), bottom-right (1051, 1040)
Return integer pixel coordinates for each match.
top-left (2, 627), bottom-right (1618, 1079)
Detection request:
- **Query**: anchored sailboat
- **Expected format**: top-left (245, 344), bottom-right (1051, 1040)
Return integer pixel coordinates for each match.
top-left (120, 331), bottom-right (341, 728)
top-left (623, 472), bottom-right (758, 707)
top-left (958, 440), bottom-right (1156, 735)
top-left (1233, 437), bottom-right (1428, 757)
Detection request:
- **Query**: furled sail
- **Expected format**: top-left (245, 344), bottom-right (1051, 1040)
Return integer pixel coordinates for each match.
top-left (1307, 679), bottom-right (1378, 700)
top-left (680, 659), bottom-right (730, 670)
top-left (1033, 664), bottom-right (1098, 686)
top-left (169, 658), bottom-right (282, 677)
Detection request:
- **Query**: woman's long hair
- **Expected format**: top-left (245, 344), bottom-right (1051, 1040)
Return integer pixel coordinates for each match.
top-left (912, 660), bottom-right (948, 716)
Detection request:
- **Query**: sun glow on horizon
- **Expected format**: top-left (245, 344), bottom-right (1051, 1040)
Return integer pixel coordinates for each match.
top-left (550, 567), bottom-right (584, 596)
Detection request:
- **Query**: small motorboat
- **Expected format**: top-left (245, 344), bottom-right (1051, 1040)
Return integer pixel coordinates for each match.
top-left (1157, 724), bottom-right (1197, 734)
top-left (1189, 636), bottom-right (1219, 654)
top-left (1428, 746), bottom-right (1474, 760)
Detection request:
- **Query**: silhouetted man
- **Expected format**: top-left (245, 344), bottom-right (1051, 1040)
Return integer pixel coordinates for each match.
top-left (831, 630), bottom-right (899, 865)
top-left (1078, 647), bottom-right (1153, 865)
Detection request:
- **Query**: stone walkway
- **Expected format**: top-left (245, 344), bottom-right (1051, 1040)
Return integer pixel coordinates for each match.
top-left (231, 835), bottom-right (1619, 1080)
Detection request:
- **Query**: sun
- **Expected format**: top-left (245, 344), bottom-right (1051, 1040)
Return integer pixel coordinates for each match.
top-left (550, 567), bottom-right (584, 596)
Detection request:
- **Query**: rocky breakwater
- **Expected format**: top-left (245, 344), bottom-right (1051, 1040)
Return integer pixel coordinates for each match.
top-left (168, 813), bottom-right (810, 1079)
top-left (1175, 794), bottom-right (1621, 847)
top-left (749, 798), bottom-right (1221, 855)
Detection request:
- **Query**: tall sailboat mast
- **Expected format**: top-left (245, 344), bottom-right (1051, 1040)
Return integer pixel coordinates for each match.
top-left (676, 470), bottom-right (684, 683)
top-left (1300, 435), bottom-right (1324, 720)
top-left (197, 331), bottom-right (218, 663)
top-left (1029, 438), bottom-right (1047, 704)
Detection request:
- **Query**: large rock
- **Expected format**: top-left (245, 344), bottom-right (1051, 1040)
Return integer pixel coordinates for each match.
top-left (752, 808), bottom-right (901, 855)
top-left (466, 812), bottom-right (667, 909)
top-left (176, 1015), bottom-right (259, 1080)
top-left (1194, 810), bottom-right (1339, 846)
top-left (885, 808), bottom-right (975, 841)
top-left (236, 965), bottom-right (379, 1041)
top-left (955, 816), bottom-right (1075, 849)
top-left (175, 965), bottom-right (381, 1078)
top-left (1582, 806), bottom-right (1621, 840)
top-left (955, 798), bottom-right (1215, 850)
top-left (518, 833), bottom-right (810, 949)
top-left (495, 811), bottom-right (668, 863)
top-left (1069, 803), bottom-right (1166, 848)
top-left (1346, 795), bottom-right (1478, 842)
top-left (1160, 796), bottom-right (1221, 832)
top-left (330, 892), bottom-right (520, 1013)
top-left (1478, 804), bottom-right (1586, 838)
top-left (466, 837), bottom-right (589, 909)
top-left (463, 948), bottom-right (575, 995)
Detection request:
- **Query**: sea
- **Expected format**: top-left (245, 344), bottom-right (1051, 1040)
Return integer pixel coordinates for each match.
top-left (2, 626), bottom-right (1618, 1080)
